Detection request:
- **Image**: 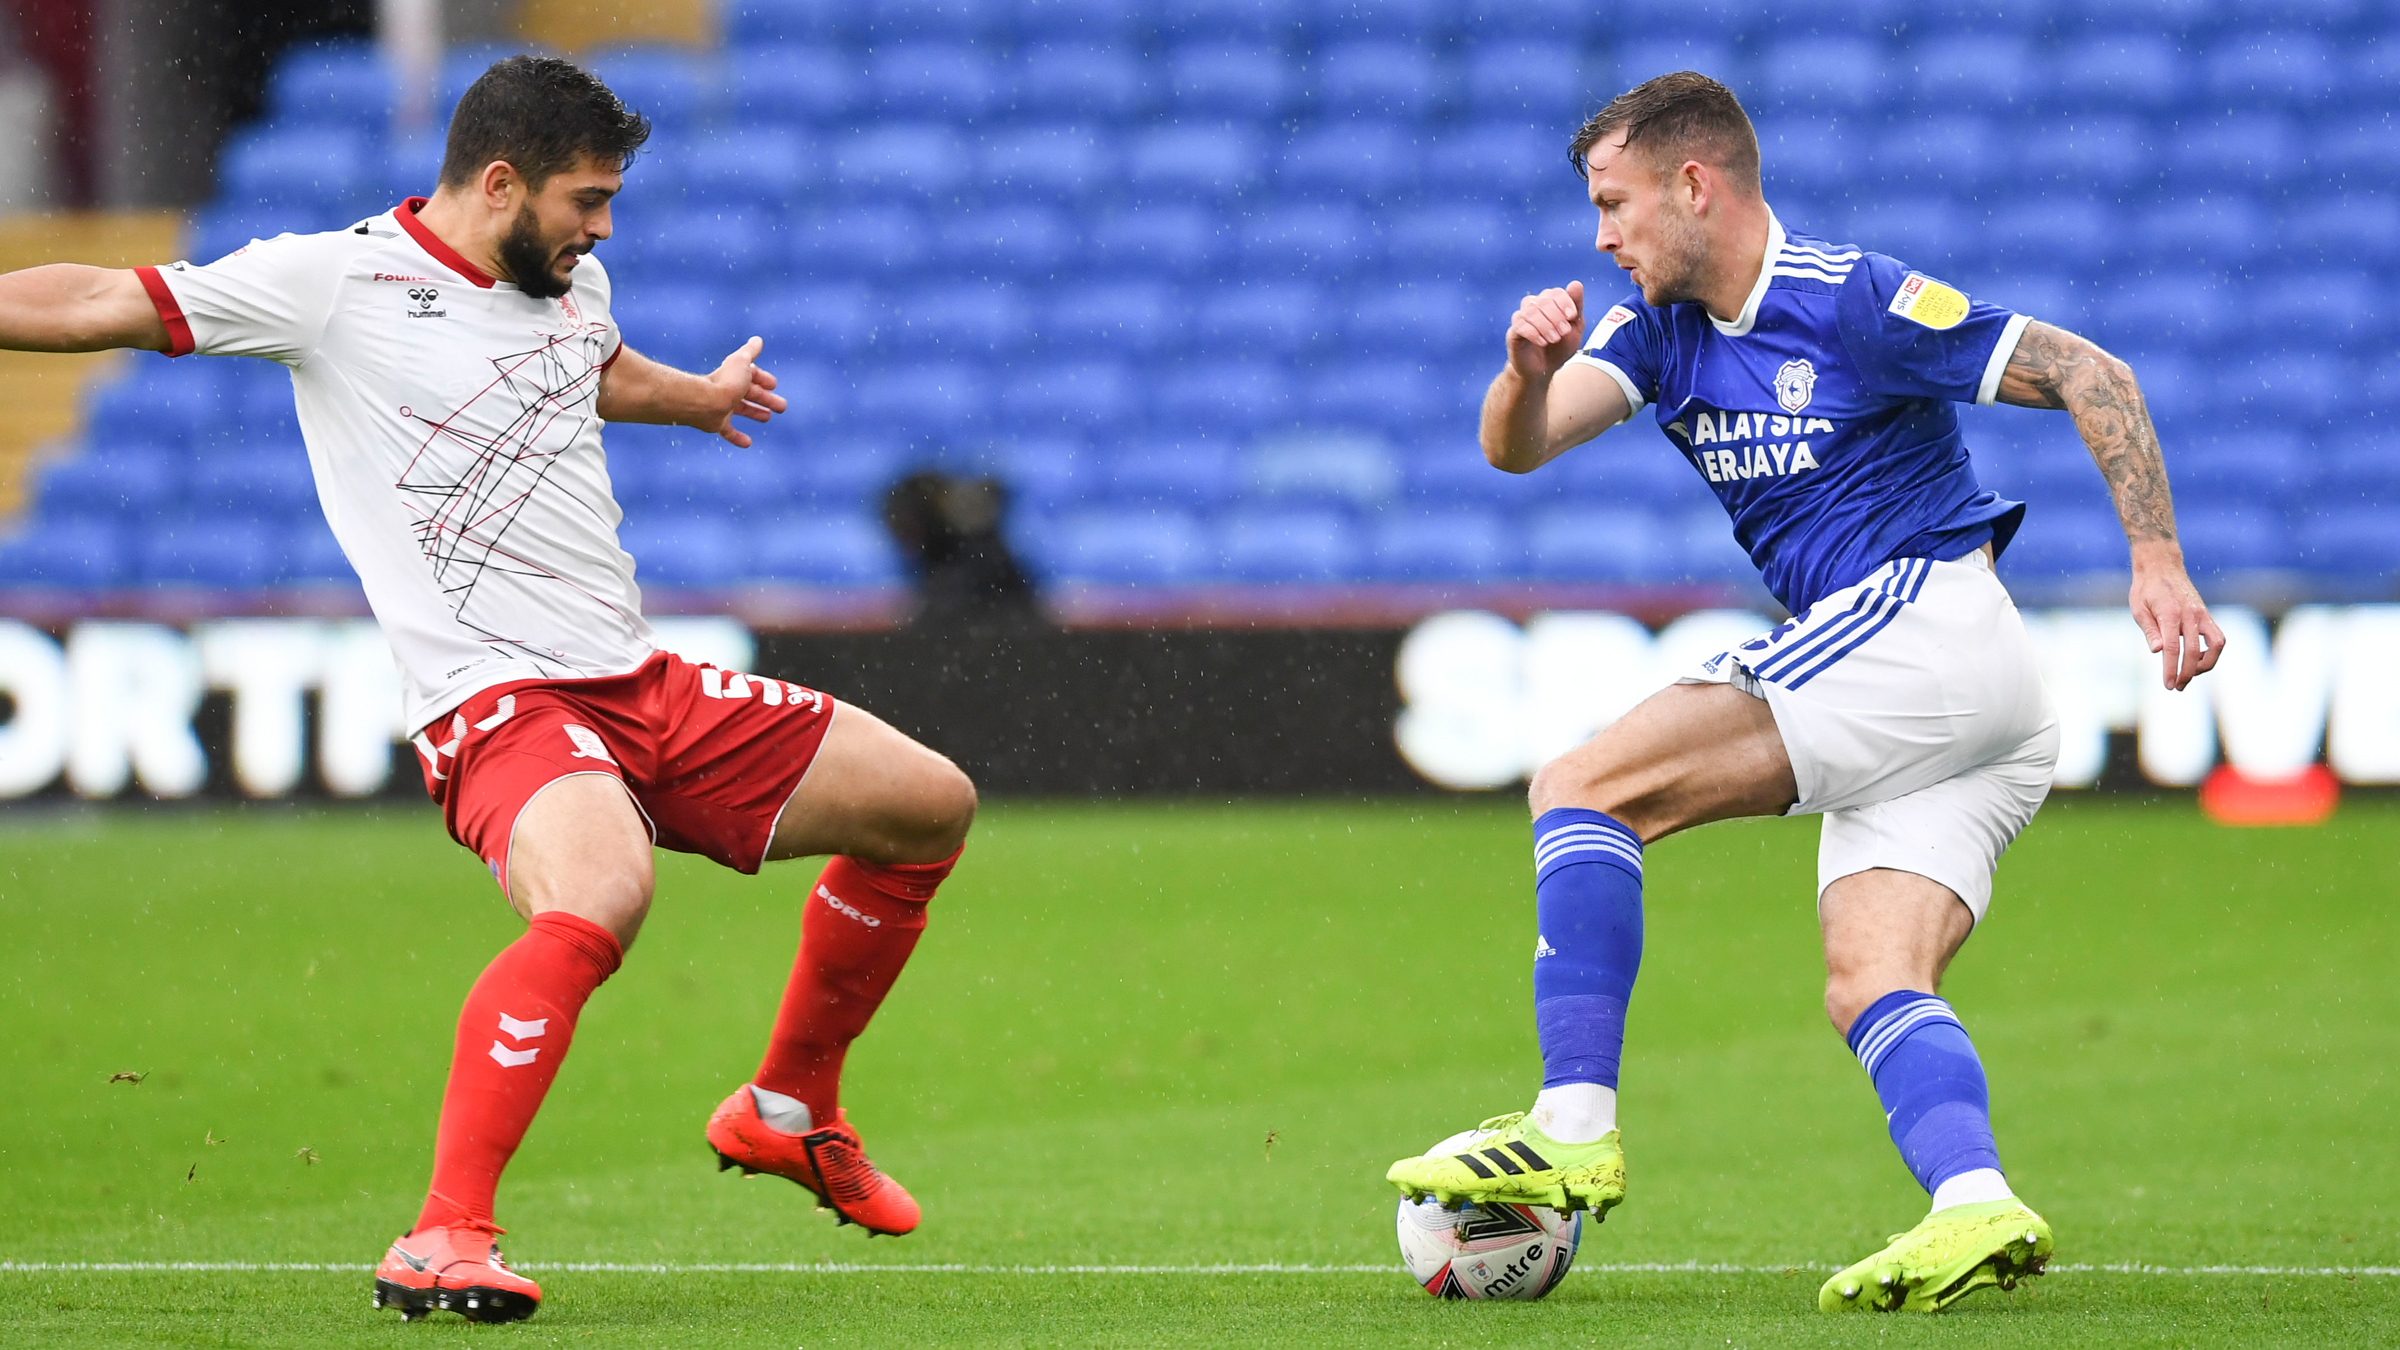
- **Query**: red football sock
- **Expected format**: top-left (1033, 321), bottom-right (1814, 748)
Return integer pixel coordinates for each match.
top-left (752, 852), bottom-right (956, 1122)
top-left (413, 911), bottom-right (622, 1234)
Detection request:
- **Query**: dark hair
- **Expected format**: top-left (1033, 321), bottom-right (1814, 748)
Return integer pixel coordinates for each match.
top-left (1568, 71), bottom-right (1760, 194)
top-left (438, 55), bottom-right (651, 192)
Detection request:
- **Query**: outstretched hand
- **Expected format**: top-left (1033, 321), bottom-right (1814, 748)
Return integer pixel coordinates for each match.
top-left (2129, 543), bottom-right (2225, 691)
top-left (699, 336), bottom-right (787, 448)
top-left (1507, 280), bottom-right (1585, 382)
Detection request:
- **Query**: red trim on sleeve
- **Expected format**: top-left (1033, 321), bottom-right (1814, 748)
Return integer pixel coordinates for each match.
top-left (396, 197), bottom-right (498, 289)
top-left (133, 265), bottom-right (194, 357)
top-left (601, 340), bottom-right (625, 371)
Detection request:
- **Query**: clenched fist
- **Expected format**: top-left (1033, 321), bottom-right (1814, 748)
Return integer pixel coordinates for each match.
top-left (1507, 280), bottom-right (1586, 382)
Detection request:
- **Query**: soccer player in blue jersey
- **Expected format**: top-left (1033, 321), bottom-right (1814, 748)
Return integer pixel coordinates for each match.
top-left (1385, 72), bottom-right (2226, 1312)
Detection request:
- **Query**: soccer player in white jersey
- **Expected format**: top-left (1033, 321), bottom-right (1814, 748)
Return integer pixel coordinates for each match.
top-left (0, 57), bottom-right (976, 1322)
top-left (1385, 73), bottom-right (2226, 1312)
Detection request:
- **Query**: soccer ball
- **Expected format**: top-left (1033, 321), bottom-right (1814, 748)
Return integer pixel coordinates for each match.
top-left (1395, 1130), bottom-right (1582, 1300)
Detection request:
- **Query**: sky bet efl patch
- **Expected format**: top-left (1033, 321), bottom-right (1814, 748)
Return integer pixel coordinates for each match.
top-left (1886, 273), bottom-right (1969, 330)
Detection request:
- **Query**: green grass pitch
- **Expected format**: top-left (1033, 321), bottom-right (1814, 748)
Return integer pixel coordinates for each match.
top-left (1, 794), bottom-right (2394, 1346)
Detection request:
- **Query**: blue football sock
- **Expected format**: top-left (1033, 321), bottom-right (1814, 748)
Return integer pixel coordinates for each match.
top-left (1530, 808), bottom-right (1644, 1091)
top-left (1847, 990), bottom-right (2005, 1197)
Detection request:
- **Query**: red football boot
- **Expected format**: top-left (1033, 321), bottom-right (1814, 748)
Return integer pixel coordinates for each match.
top-left (372, 1223), bottom-right (541, 1323)
top-left (706, 1085), bottom-right (922, 1236)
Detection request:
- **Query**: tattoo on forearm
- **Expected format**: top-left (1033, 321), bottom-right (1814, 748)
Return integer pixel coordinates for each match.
top-left (2001, 322), bottom-right (2178, 545)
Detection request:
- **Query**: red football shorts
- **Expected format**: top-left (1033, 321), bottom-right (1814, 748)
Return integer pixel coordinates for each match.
top-left (413, 651), bottom-right (836, 896)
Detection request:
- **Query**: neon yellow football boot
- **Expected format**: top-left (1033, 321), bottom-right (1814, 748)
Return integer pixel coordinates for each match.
top-left (1385, 1113), bottom-right (1625, 1218)
top-left (1818, 1198), bottom-right (2053, 1312)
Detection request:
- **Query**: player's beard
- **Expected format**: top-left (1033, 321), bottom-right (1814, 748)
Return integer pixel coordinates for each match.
top-left (497, 203), bottom-right (580, 301)
top-left (1634, 194), bottom-right (1710, 308)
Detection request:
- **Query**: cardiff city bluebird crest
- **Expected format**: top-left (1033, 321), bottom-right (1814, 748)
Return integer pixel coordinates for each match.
top-left (1774, 359), bottom-right (1817, 414)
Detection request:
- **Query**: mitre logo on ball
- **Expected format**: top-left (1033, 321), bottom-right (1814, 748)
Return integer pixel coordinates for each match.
top-left (1774, 358), bottom-right (1817, 413)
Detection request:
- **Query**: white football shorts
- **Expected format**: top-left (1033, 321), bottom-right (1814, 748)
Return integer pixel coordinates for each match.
top-left (1678, 549), bottom-right (2059, 923)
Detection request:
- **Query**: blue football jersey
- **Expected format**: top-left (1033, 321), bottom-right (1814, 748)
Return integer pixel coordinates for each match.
top-left (1569, 211), bottom-right (2031, 615)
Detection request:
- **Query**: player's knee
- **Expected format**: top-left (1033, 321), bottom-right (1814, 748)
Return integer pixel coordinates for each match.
top-left (1528, 754), bottom-right (1639, 827)
top-left (922, 757), bottom-right (977, 852)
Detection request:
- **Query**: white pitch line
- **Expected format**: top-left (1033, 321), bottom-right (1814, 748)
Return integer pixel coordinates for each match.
top-left (2, 1261), bottom-right (2395, 1277)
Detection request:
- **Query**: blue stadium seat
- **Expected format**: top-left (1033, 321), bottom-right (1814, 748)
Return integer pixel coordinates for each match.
top-left (2115, 347), bottom-right (2209, 429)
top-left (265, 40), bottom-right (395, 131)
top-left (1300, 358), bottom-right (1450, 431)
top-left (1606, 0), bottom-right (1751, 42)
top-left (2175, 504), bottom-right (2290, 575)
top-left (1153, 360), bottom-right (1298, 432)
top-left (35, 448), bottom-right (181, 519)
top-left (1044, 281), bottom-right (1186, 354)
top-left (1237, 204), bottom-right (1373, 275)
top-left (630, 207), bottom-right (780, 281)
top-left (853, 361), bottom-right (995, 433)
top-left (1980, 200), bottom-right (2114, 275)
top-left (727, 47), bottom-right (863, 123)
top-left (87, 362), bottom-right (223, 448)
top-left (758, 282), bottom-right (877, 355)
top-left (1308, 0), bottom-right (1447, 38)
top-left (0, 518), bottom-right (128, 588)
top-left (1315, 40), bottom-right (1444, 120)
top-left (142, 519), bottom-right (275, 588)
top-left (633, 447), bottom-right (803, 517)
top-left (2168, 114), bottom-right (2304, 189)
top-left (620, 512), bottom-right (744, 586)
top-left (1346, 282), bottom-right (1489, 357)
top-left (1013, 45), bottom-right (1153, 119)
top-left (1611, 37), bottom-right (1740, 90)
top-left (976, 435), bottom-right (1088, 508)
top-left (1367, 507), bottom-right (1522, 580)
top-left (1166, 43), bottom-right (1302, 117)
top-left (2031, 114), bottom-right (2159, 194)
top-left (1218, 507), bottom-right (1364, 581)
top-left (1907, 35), bottom-right (2042, 111)
top-left (2206, 32), bottom-right (2339, 108)
top-left (868, 42), bottom-right (1005, 119)
top-left (1047, 506), bottom-right (1211, 583)
top-left (1874, 117), bottom-right (2003, 195)
top-left (1751, 117), bottom-right (1868, 194)
top-left (1771, 0), bottom-right (1911, 34)
top-left (2075, 0), bottom-right (2220, 25)
top-left (1012, 0), bottom-right (1153, 42)
top-left (1157, 0), bottom-right (1305, 41)
top-left (686, 128), bottom-right (814, 206)
top-left (1095, 441), bottom-right (1239, 503)
top-left (1402, 445), bottom-right (1554, 506)
top-left (2091, 273), bottom-right (2235, 352)
top-left (747, 511), bottom-right (905, 585)
top-left (1124, 124), bottom-right (1266, 198)
top-left (2283, 194), bottom-right (2400, 267)
top-left (886, 281), bottom-right (1038, 354)
top-left (1843, 202), bottom-right (1970, 272)
top-left (977, 123), bottom-right (1118, 200)
top-left (190, 456), bottom-right (317, 518)
top-left (1196, 286), bottom-right (1330, 355)
top-left (1000, 359), bottom-right (1143, 431)
top-left (940, 204), bottom-right (1077, 278)
top-left (384, 135), bottom-right (444, 201)
top-left (1384, 203), bottom-right (1525, 277)
top-left (1240, 430), bottom-right (1399, 505)
top-left (765, 359), bottom-right (844, 427)
top-left (788, 204), bottom-right (934, 273)
top-left (723, 0), bottom-right (841, 45)
top-left (1456, 0), bottom-right (1602, 39)
top-left (1278, 122), bottom-right (1419, 203)
top-left (587, 46), bottom-right (717, 128)
top-left (1423, 121), bottom-right (1567, 201)
top-left (2350, 38), bottom-right (2400, 103)
top-left (2052, 34), bottom-right (2186, 111)
top-left (1752, 37), bottom-right (1898, 112)
top-left (789, 438), bottom-right (911, 504)
top-left (278, 517), bottom-right (352, 582)
top-left (1552, 444), bottom-right (1713, 506)
top-left (1996, 507), bottom-right (2121, 579)
top-left (859, 0), bottom-right (1016, 39)
top-left (2172, 430), bottom-right (2310, 506)
top-left (2246, 270), bottom-right (2388, 350)
top-left (2215, 353), bottom-right (2354, 429)
top-left (2288, 505), bottom-right (2400, 580)
top-left (2364, 352), bottom-right (2400, 417)
top-left (832, 124), bottom-right (973, 199)
top-left (1527, 506), bottom-right (1668, 581)
top-left (613, 282), bottom-right (738, 370)
top-left (216, 127), bottom-right (377, 214)
top-left (1087, 205), bottom-right (1228, 276)
top-left (1459, 40), bottom-right (1586, 121)
top-left (2311, 111), bottom-right (2400, 185)
top-left (2131, 197), bottom-right (2273, 270)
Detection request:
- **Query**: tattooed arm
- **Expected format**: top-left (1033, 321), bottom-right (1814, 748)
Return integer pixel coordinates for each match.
top-left (1996, 320), bottom-right (2224, 690)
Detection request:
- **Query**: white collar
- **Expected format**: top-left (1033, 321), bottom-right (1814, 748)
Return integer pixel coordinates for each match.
top-left (1708, 206), bottom-right (1782, 338)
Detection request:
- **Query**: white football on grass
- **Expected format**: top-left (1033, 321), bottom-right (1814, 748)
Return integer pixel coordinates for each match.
top-left (1394, 1128), bottom-right (1582, 1299)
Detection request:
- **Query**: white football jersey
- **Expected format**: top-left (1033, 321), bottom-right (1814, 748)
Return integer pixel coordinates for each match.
top-left (140, 198), bottom-right (657, 730)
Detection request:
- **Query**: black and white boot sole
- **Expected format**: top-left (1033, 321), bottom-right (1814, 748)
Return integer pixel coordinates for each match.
top-left (374, 1277), bottom-right (539, 1323)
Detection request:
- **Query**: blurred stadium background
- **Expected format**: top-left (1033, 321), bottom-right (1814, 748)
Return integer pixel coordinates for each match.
top-left (0, 0), bottom-right (2392, 803)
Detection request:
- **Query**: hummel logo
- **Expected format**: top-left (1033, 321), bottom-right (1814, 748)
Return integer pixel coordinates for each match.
top-left (1534, 935), bottom-right (1558, 959)
top-left (390, 1244), bottom-right (429, 1273)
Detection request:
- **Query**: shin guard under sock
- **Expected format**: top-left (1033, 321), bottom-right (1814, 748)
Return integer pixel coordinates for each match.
top-left (1847, 990), bottom-right (2006, 1199)
top-left (1531, 809), bottom-right (1644, 1099)
top-left (414, 911), bottom-right (622, 1233)
top-left (753, 851), bottom-right (956, 1123)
